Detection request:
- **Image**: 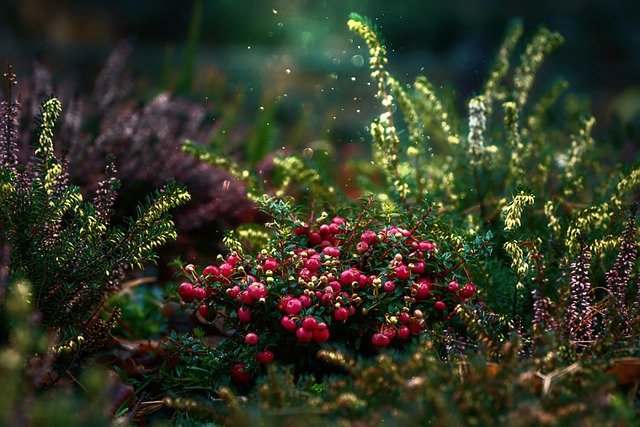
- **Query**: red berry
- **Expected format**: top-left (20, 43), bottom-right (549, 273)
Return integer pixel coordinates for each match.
top-left (263, 258), bottom-right (278, 271)
top-left (333, 307), bottom-right (349, 321)
top-left (198, 304), bottom-right (215, 320)
top-left (434, 300), bottom-right (446, 311)
top-left (228, 285), bottom-right (241, 298)
top-left (296, 327), bottom-right (313, 343)
top-left (237, 307), bottom-right (251, 322)
top-left (299, 294), bottom-right (312, 308)
top-left (219, 263), bottom-right (233, 277)
top-left (329, 281), bottom-right (342, 292)
top-left (381, 324), bottom-right (397, 340)
top-left (418, 240), bottom-right (436, 251)
top-left (411, 261), bottom-right (425, 274)
top-left (395, 264), bottom-right (411, 280)
top-left (459, 283), bottom-right (476, 299)
top-left (319, 224), bottom-right (331, 236)
top-left (332, 216), bottom-right (346, 225)
top-left (305, 257), bottom-right (321, 272)
top-left (409, 320), bottom-right (425, 335)
top-left (339, 269), bottom-right (357, 285)
top-left (178, 282), bottom-right (195, 303)
top-left (245, 332), bottom-right (259, 345)
top-left (203, 265), bottom-right (219, 277)
top-left (322, 246), bottom-right (340, 257)
top-left (360, 230), bottom-right (378, 244)
top-left (248, 282), bottom-right (267, 300)
top-left (226, 255), bottom-right (240, 266)
top-left (308, 232), bottom-right (322, 245)
top-left (397, 325), bottom-right (411, 339)
top-left (285, 298), bottom-right (302, 315)
top-left (257, 350), bottom-right (274, 364)
top-left (312, 328), bottom-right (330, 343)
top-left (357, 274), bottom-right (369, 288)
top-left (231, 363), bottom-right (252, 383)
top-left (240, 290), bottom-right (254, 304)
top-left (294, 226), bottom-right (308, 236)
top-left (192, 287), bottom-right (206, 300)
top-left (398, 312), bottom-right (411, 323)
top-left (302, 316), bottom-right (318, 331)
top-left (280, 316), bottom-right (297, 331)
top-left (415, 278), bottom-right (432, 300)
top-left (371, 333), bottom-right (390, 348)
top-left (328, 223), bottom-right (340, 234)
top-left (447, 280), bottom-right (460, 292)
top-left (356, 241), bottom-right (369, 254)
top-left (383, 280), bottom-right (396, 292)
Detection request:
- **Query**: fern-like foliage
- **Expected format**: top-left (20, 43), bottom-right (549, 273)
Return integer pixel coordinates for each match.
top-left (0, 82), bottom-right (190, 355)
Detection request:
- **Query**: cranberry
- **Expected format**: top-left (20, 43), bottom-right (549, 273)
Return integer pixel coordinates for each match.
top-left (398, 312), bottom-right (411, 323)
top-left (299, 294), bottom-right (312, 308)
top-left (192, 287), bottom-right (206, 300)
top-left (203, 265), bottom-right (219, 276)
top-left (356, 241), bottom-right (369, 254)
top-left (285, 298), bottom-right (302, 315)
top-left (237, 307), bottom-right (251, 322)
top-left (312, 328), bottom-right (330, 343)
top-left (332, 216), bottom-right (346, 225)
top-left (219, 263), bottom-right (234, 277)
top-left (231, 363), bottom-right (252, 383)
top-left (178, 282), bottom-right (195, 303)
top-left (198, 304), bottom-right (215, 320)
top-left (360, 230), bottom-right (378, 244)
top-left (328, 223), bottom-right (341, 234)
top-left (395, 264), bottom-right (411, 280)
top-left (415, 278), bottom-right (432, 300)
top-left (383, 280), bottom-right (396, 292)
top-left (257, 350), bottom-right (274, 364)
top-left (240, 290), bottom-right (254, 304)
top-left (294, 226), bottom-right (308, 236)
top-left (397, 325), bottom-right (411, 339)
top-left (296, 327), bottom-right (313, 343)
top-left (248, 282), bottom-right (267, 299)
top-left (319, 224), bottom-right (331, 236)
top-left (308, 232), bottom-right (322, 245)
top-left (371, 333), bottom-right (390, 348)
top-left (381, 324), bottom-right (397, 339)
top-left (263, 258), bottom-right (278, 271)
top-left (322, 246), bottom-right (340, 257)
top-left (339, 269), bottom-right (357, 285)
top-left (418, 240), bottom-right (436, 251)
top-left (334, 307), bottom-right (349, 321)
top-left (228, 285), bottom-right (241, 299)
top-left (305, 257), bottom-right (321, 272)
top-left (447, 280), bottom-right (460, 292)
top-left (434, 300), bottom-right (446, 311)
top-left (302, 316), bottom-right (318, 331)
top-left (459, 282), bottom-right (476, 299)
top-left (411, 261), bottom-right (425, 274)
top-left (329, 281), bottom-right (342, 292)
top-left (245, 332), bottom-right (259, 345)
top-left (280, 315), bottom-right (297, 331)
top-left (226, 254), bottom-right (240, 266)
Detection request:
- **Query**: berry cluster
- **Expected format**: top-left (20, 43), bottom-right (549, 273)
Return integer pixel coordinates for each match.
top-left (178, 211), bottom-right (478, 383)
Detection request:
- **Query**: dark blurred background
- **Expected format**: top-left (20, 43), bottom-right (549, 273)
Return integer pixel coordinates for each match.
top-left (1, 0), bottom-right (639, 141)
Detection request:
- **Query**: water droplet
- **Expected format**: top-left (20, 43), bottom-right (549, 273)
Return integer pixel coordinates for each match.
top-left (285, 68), bottom-right (291, 75)
top-left (259, 106), bottom-right (264, 110)
top-left (351, 54), bottom-right (365, 67)
top-left (302, 147), bottom-right (314, 158)
top-left (247, 45), bottom-right (251, 50)
top-left (351, 76), bottom-right (356, 81)
top-left (222, 180), bottom-right (230, 190)
top-left (277, 22), bottom-right (284, 28)
top-left (272, 9), bottom-right (278, 14)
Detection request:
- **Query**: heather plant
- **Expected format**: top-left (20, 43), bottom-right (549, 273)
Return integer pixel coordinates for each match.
top-left (15, 46), bottom-right (259, 267)
top-left (345, 13), bottom-right (640, 329)
top-left (0, 68), bottom-right (190, 363)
